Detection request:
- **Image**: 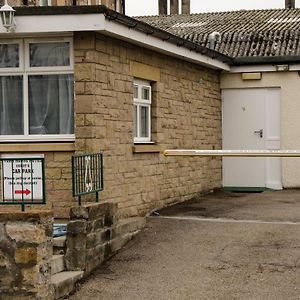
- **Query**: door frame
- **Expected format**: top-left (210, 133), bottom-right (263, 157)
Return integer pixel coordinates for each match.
top-left (221, 87), bottom-right (282, 190)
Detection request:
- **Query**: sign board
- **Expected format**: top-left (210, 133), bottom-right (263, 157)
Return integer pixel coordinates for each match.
top-left (1, 154), bottom-right (44, 201)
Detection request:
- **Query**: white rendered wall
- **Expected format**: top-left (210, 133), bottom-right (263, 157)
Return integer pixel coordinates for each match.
top-left (221, 71), bottom-right (300, 188)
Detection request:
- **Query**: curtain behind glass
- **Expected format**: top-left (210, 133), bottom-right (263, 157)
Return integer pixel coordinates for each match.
top-left (0, 76), bottom-right (23, 135)
top-left (0, 44), bottom-right (19, 68)
top-left (29, 74), bottom-right (74, 135)
top-left (29, 42), bottom-right (70, 67)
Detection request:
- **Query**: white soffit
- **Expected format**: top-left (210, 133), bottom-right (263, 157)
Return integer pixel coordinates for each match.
top-left (0, 13), bottom-right (230, 71)
top-left (0, 14), bottom-right (106, 34)
top-left (229, 64), bottom-right (300, 73)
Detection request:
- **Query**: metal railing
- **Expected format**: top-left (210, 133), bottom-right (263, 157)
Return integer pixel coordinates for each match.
top-left (0, 157), bottom-right (46, 211)
top-left (72, 153), bottom-right (104, 205)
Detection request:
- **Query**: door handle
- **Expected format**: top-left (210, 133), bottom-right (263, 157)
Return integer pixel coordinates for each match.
top-left (254, 129), bottom-right (263, 138)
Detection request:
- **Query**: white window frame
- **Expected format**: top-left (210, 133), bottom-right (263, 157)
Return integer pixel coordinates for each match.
top-left (0, 40), bottom-right (23, 73)
top-left (0, 37), bottom-right (74, 142)
top-left (24, 38), bottom-right (74, 71)
top-left (133, 79), bottom-right (152, 143)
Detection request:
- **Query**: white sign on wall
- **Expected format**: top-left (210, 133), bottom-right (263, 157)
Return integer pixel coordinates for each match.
top-left (1, 154), bottom-right (44, 201)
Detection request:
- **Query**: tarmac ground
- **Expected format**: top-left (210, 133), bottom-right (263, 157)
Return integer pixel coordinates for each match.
top-left (70, 189), bottom-right (300, 300)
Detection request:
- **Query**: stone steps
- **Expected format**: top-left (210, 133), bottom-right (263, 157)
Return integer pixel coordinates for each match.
top-left (53, 236), bottom-right (66, 255)
top-left (50, 216), bottom-right (145, 299)
top-left (51, 255), bottom-right (65, 275)
top-left (51, 271), bottom-right (84, 300)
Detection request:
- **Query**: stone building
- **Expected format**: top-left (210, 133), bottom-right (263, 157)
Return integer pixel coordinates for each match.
top-left (0, 5), bottom-right (231, 218)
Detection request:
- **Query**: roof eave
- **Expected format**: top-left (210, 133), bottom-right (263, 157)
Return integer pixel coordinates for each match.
top-left (12, 5), bottom-right (232, 69)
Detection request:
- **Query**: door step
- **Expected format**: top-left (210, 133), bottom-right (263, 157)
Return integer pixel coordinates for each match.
top-left (51, 271), bottom-right (84, 300)
top-left (51, 255), bottom-right (65, 275)
top-left (222, 187), bottom-right (270, 193)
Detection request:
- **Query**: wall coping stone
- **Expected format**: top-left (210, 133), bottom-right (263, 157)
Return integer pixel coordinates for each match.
top-left (0, 211), bottom-right (53, 222)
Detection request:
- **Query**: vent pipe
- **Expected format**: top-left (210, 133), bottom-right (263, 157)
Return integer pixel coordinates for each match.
top-left (285, 0), bottom-right (295, 8)
top-left (208, 32), bottom-right (221, 50)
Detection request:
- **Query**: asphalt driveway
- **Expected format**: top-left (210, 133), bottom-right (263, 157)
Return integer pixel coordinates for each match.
top-left (70, 189), bottom-right (300, 300)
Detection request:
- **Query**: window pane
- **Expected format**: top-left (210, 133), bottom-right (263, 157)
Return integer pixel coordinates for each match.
top-left (140, 106), bottom-right (149, 138)
top-left (30, 42), bottom-right (70, 67)
top-left (29, 74), bottom-right (74, 135)
top-left (134, 85), bottom-right (138, 99)
top-left (142, 87), bottom-right (150, 100)
top-left (134, 105), bottom-right (138, 138)
top-left (0, 44), bottom-right (19, 68)
top-left (0, 76), bottom-right (23, 135)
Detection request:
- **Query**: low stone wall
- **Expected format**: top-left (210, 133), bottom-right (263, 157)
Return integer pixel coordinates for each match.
top-left (65, 202), bottom-right (145, 276)
top-left (0, 211), bottom-right (53, 300)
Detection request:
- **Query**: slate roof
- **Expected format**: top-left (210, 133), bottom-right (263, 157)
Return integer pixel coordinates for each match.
top-left (14, 5), bottom-right (232, 65)
top-left (137, 9), bottom-right (300, 61)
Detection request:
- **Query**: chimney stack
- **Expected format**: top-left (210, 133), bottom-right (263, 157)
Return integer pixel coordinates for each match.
top-left (101, 0), bottom-right (125, 13)
top-left (182, 0), bottom-right (190, 14)
top-left (159, 0), bottom-right (190, 15)
top-left (170, 0), bottom-right (179, 14)
top-left (285, 0), bottom-right (295, 8)
top-left (159, 0), bottom-right (168, 15)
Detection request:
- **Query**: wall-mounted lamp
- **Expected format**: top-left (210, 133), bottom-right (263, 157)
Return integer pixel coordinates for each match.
top-left (0, 0), bottom-right (15, 32)
top-left (276, 64), bottom-right (289, 72)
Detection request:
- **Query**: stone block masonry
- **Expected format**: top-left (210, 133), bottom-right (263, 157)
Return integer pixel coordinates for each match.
top-left (0, 211), bottom-right (53, 300)
top-left (74, 32), bottom-right (222, 218)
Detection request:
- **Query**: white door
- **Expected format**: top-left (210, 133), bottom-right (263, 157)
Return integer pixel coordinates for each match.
top-left (222, 88), bottom-right (282, 189)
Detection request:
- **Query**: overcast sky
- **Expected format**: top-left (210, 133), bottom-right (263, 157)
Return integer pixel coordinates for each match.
top-left (126, 0), bottom-right (300, 16)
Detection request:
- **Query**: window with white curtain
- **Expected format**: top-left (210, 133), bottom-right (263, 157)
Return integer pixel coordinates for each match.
top-left (133, 79), bottom-right (151, 143)
top-left (0, 38), bottom-right (74, 142)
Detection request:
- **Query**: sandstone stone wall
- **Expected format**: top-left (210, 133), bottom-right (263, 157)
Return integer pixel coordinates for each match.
top-left (74, 32), bottom-right (222, 218)
top-left (65, 202), bottom-right (144, 276)
top-left (0, 211), bottom-right (53, 300)
top-left (45, 152), bottom-right (75, 218)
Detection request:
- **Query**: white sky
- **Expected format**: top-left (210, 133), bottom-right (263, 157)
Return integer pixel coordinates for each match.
top-left (126, 0), bottom-right (300, 16)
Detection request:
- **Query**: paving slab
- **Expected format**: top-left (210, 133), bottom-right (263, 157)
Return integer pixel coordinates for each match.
top-left (156, 189), bottom-right (300, 222)
top-left (70, 190), bottom-right (300, 300)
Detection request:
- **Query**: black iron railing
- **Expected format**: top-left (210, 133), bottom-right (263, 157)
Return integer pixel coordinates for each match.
top-left (0, 157), bottom-right (46, 211)
top-left (72, 153), bottom-right (104, 205)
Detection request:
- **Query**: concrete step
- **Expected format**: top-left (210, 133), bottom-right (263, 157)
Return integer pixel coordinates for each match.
top-left (51, 271), bottom-right (84, 300)
top-left (53, 236), bottom-right (66, 255)
top-left (113, 217), bottom-right (146, 237)
top-left (51, 255), bottom-right (65, 275)
top-left (110, 217), bottom-right (146, 253)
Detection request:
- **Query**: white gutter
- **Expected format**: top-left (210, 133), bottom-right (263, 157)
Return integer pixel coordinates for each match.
top-left (0, 13), bottom-right (230, 71)
top-left (101, 20), bottom-right (230, 71)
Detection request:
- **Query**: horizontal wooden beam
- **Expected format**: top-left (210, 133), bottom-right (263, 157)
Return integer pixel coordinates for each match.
top-left (163, 149), bottom-right (300, 157)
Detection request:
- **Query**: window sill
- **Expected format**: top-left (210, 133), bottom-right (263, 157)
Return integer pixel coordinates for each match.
top-left (0, 143), bottom-right (75, 152)
top-left (132, 144), bottom-right (161, 153)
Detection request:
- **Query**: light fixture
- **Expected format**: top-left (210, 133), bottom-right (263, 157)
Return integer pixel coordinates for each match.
top-left (276, 64), bottom-right (289, 72)
top-left (0, 0), bottom-right (15, 32)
